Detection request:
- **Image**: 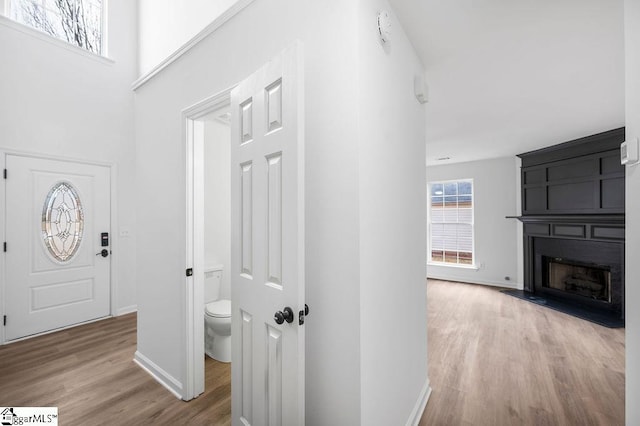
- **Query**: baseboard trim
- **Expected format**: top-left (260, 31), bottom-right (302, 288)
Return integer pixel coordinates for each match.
top-left (2, 316), bottom-right (110, 345)
top-left (133, 351), bottom-right (183, 400)
top-left (427, 274), bottom-right (522, 290)
top-left (406, 379), bottom-right (432, 426)
top-left (117, 305), bottom-right (138, 316)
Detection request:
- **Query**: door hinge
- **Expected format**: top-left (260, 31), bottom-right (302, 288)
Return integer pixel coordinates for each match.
top-left (3, 242), bottom-right (6, 252)
top-left (3, 315), bottom-right (6, 326)
top-left (3, 169), bottom-right (6, 179)
top-left (186, 268), bottom-right (193, 277)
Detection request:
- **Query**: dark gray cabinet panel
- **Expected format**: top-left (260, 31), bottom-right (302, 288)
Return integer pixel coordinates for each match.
top-left (524, 187), bottom-right (546, 211)
top-left (524, 223), bottom-right (549, 236)
top-left (547, 181), bottom-right (595, 211)
top-left (601, 154), bottom-right (624, 175)
top-left (592, 226), bottom-right (625, 240)
top-left (601, 178), bottom-right (625, 210)
top-left (547, 158), bottom-right (596, 181)
top-left (524, 168), bottom-right (545, 184)
top-left (552, 225), bottom-right (586, 238)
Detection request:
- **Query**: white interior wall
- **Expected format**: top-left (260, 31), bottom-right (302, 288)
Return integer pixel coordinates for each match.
top-left (134, 0), bottom-right (363, 422)
top-left (0, 0), bottom-right (138, 315)
top-left (203, 118), bottom-right (231, 300)
top-left (356, 1), bottom-right (429, 425)
top-left (135, 0), bottom-right (428, 422)
top-left (426, 157), bottom-right (520, 289)
top-left (625, 0), bottom-right (640, 423)
top-left (137, 0), bottom-right (238, 75)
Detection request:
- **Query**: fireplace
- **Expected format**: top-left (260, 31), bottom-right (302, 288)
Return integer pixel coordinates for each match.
top-left (545, 257), bottom-right (611, 302)
top-left (530, 236), bottom-right (624, 317)
top-left (511, 128), bottom-right (626, 325)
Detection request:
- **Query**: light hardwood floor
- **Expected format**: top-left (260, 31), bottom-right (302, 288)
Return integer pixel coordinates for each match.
top-left (0, 280), bottom-right (625, 425)
top-left (420, 279), bottom-right (625, 426)
top-left (0, 314), bottom-right (231, 425)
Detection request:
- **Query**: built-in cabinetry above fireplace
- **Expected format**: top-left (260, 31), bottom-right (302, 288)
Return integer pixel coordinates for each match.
top-left (514, 128), bottom-right (625, 321)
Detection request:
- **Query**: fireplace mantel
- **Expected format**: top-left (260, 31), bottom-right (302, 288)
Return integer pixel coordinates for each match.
top-left (507, 215), bottom-right (624, 225)
top-left (510, 214), bottom-right (625, 244)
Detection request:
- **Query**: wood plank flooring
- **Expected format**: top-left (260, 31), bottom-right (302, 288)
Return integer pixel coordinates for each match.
top-left (420, 279), bottom-right (625, 426)
top-left (0, 280), bottom-right (625, 425)
top-left (0, 314), bottom-right (231, 425)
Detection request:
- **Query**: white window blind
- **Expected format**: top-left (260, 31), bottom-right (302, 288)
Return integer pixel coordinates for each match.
top-left (429, 180), bottom-right (474, 265)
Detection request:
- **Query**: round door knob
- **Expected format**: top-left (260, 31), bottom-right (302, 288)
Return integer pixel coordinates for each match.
top-left (274, 307), bottom-right (294, 324)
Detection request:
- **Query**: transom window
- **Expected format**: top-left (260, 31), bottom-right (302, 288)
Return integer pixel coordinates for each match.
top-left (9, 0), bottom-right (103, 54)
top-left (428, 180), bottom-right (474, 265)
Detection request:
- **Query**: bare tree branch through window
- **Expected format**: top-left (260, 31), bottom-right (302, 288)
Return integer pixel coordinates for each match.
top-left (10, 0), bottom-right (102, 54)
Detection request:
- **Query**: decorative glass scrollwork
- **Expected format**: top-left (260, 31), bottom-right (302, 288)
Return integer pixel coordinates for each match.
top-left (42, 182), bottom-right (84, 262)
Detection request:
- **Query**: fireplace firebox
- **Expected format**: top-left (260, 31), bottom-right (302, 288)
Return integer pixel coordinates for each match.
top-left (545, 257), bottom-right (611, 302)
top-left (531, 236), bottom-right (623, 317)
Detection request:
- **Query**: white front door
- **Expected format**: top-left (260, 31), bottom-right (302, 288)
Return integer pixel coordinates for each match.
top-left (4, 155), bottom-right (111, 341)
top-left (231, 42), bottom-right (305, 425)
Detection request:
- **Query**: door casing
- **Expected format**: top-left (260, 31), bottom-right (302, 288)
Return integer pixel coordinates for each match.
top-left (183, 88), bottom-right (234, 401)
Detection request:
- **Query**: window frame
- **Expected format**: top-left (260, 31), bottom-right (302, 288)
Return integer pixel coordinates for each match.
top-left (5, 0), bottom-right (106, 56)
top-left (427, 178), bottom-right (477, 269)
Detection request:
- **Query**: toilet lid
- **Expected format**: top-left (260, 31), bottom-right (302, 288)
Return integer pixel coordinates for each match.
top-left (205, 299), bottom-right (231, 318)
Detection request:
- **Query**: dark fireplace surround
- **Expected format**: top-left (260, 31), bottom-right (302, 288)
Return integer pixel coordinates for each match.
top-left (515, 128), bottom-right (625, 321)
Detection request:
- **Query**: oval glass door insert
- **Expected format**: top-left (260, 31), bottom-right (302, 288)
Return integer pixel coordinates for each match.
top-left (42, 182), bottom-right (84, 262)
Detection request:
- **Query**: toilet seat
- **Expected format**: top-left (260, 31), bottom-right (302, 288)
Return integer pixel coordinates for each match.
top-left (205, 299), bottom-right (231, 318)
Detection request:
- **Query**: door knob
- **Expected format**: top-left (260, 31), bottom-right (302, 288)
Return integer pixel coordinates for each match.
top-left (274, 307), bottom-right (294, 324)
top-left (96, 249), bottom-right (109, 257)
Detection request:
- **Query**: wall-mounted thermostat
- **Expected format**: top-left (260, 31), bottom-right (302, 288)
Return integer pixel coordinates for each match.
top-left (621, 138), bottom-right (639, 165)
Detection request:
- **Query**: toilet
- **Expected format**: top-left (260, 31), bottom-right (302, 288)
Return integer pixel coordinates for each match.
top-left (204, 265), bottom-right (231, 363)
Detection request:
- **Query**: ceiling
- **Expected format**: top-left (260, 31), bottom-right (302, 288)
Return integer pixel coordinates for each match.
top-left (388, 0), bottom-right (625, 166)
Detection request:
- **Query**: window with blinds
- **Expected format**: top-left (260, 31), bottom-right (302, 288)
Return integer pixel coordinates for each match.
top-left (429, 180), bottom-right (474, 265)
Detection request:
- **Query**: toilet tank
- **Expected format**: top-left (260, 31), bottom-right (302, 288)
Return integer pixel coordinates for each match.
top-left (204, 264), bottom-right (224, 304)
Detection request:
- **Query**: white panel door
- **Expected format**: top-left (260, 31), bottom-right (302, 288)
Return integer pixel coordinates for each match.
top-left (231, 42), bottom-right (305, 426)
top-left (4, 155), bottom-right (111, 341)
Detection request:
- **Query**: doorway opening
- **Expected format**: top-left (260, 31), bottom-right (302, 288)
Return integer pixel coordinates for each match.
top-left (184, 90), bottom-right (233, 404)
top-left (184, 44), bottom-right (305, 423)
